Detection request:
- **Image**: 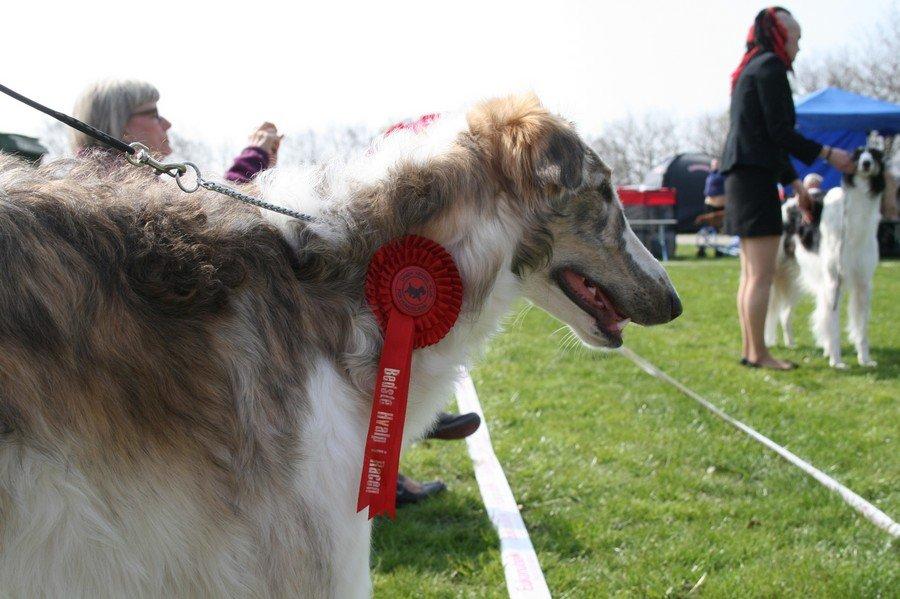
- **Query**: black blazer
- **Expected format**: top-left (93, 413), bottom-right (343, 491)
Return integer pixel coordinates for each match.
top-left (721, 51), bottom-right (822, 185)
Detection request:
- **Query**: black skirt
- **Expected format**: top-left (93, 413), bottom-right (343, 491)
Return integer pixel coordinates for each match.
top-left (724, 166), bottom-right (784, 238)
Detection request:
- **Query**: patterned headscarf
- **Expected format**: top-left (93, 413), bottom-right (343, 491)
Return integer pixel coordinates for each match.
top-left (730, 7), bottom-right (793, 92)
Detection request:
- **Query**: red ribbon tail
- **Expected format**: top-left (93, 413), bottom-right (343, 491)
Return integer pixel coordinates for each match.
top-left (357, 309), bottom-right (414, 520)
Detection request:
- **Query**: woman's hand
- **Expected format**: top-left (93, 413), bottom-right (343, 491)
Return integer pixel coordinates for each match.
top-left (793, 179), bottom-right (813, 223)
top-left (248, 122), bottom-right (283, 166)
top-left (822, 146), bottom-right (855, 174)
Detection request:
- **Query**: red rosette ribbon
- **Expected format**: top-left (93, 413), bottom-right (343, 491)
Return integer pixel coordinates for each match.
top-left (357, 235), bottom-right (463, 519)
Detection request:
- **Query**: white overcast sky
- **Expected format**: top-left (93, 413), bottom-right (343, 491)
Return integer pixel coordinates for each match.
top-left (1, 0), bottom-right (895, 147)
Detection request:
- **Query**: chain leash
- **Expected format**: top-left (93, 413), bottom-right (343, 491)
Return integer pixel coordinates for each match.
top-left (126, 143), bottom-right (314, 222)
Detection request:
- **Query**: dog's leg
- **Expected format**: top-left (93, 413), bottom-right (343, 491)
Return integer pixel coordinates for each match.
top-left (848, 279), bottom-right (876, 367)
top-left (811, 288), bottom-right (828, 351)
top-left (822, 278), bottom-right (846, 369)
top-left (764, 286), bottom-right (780, 348)
top-left (331, 515), bottom-right (373, 599)
top-left (783, 272), bottom-right (802, 349)
top-left (781, 301), bottom-right (796, 349)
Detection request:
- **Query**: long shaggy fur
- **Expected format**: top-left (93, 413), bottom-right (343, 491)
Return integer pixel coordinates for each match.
top-left (0, 94), bottom-right (680, 597)
top-left (767, 147), bottom-right (886, 368)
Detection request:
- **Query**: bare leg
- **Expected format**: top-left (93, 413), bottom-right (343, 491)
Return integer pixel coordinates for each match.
top-left (738, 247), bottom-right (750, 359)
top-left (740, 236), bottom-right (795, 369)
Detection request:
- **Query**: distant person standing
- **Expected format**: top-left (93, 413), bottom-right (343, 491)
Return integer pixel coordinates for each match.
top-left (704, 158), bottom-right (727, 209)
top-left (720, 7), bottom-right (854, 370)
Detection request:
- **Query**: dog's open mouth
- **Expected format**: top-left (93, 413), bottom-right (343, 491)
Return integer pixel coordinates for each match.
top-left (554, 268), bottom-right (630, 344)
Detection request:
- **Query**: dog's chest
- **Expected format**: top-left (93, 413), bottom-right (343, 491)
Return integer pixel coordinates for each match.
top-left (842, 188), bottom-right (881, 244)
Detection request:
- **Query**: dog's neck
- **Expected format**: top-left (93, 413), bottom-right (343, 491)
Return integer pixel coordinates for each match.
top-left (254, 117), bottom-right (535, 434)
top-left (400, 204), bottom-right (524, 440)
top-left (258, 158), bottom-right (526, 431)
top-left (838, 175), bottom-right (884, 257)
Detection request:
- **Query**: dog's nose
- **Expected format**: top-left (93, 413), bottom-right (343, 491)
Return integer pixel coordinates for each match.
top-left (861, 160), bottom-right (872, 170)
top-left (669, 292), bottom-right (683, 320)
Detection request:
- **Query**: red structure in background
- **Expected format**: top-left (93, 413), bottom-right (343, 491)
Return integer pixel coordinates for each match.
top-left (617, 186), bottom-right (678, 260)
top-left (617, 187), bottom-right (677, 207)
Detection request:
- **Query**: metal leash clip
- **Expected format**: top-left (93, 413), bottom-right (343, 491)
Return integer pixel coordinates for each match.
top-left (126, 142), bottom-right (203, 193)
top-left (126, 142), bottom-right (188, 178)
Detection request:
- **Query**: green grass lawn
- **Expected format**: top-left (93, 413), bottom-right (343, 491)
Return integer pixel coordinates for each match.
top-left (373, 252), bottom-right (899, 598)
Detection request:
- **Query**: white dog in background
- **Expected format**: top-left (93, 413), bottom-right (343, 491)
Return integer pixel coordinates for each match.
top-left (767, 138), bottom-right (888, 368)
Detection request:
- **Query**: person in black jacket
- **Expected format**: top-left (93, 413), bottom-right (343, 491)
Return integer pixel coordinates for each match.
top-left (720, 7), bottom-right (854, 370)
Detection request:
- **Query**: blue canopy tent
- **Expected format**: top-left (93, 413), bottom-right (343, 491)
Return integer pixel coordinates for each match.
top-left (792, 87), bottom-right (900, 189)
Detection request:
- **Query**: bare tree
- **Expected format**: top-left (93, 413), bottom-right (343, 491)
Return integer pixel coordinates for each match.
top-left (37, 119), bottom-right (71, 161)
top-left (794, 6), bottom-right (900, 102)
top-left (167, 125), bottom-right (375, 176)
top-left (588, 111), bottom-right (730, 185)
top-left (279, 126), bottom-right (373, 165)
top-left (588, 114), bottom-right (683, 185)
top-left (683, 111), bottom-right (729, 159)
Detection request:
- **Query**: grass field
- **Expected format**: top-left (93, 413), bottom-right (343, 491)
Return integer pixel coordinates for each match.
top-left (372, 251), bottom-right (899, 598)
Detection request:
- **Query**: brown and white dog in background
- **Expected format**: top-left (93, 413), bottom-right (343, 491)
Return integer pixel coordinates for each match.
top-left (0, 94), bottom-right (681, 597)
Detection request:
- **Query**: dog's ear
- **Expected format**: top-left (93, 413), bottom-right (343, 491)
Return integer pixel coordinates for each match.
top-left (867, 131), bottom-right (885, 152)
top-left (535, 129), bottom-right (584, 191)
top-left (843, 147), bottom-right (864, 188)
top-left (468, 93), bottom-right (585, 200)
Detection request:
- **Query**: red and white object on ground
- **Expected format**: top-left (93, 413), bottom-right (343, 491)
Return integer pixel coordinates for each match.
top-left (455, 369), bottom-right (551, 599)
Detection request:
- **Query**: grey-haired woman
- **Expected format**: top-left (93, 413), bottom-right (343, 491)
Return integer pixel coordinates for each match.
top-left (72, 79), bottom-right (280, 183)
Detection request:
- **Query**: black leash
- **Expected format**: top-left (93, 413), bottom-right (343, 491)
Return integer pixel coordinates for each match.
top-left (0, 83), bottom-right (315, 222)
top-left (0, 83), bottom-right (135, 155)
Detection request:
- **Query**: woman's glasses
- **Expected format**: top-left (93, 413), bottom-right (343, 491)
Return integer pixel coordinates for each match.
top-left (130, 107), bottom-right (162, 121)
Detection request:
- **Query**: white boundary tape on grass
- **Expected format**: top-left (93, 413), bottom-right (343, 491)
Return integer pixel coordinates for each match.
top-left (619, 346), bottom-right (900, 538)
top-left (454, 369), bottom-right (552, 599)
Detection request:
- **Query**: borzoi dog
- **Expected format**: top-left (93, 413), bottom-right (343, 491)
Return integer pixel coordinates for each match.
top-left (767, 144), bottom-right (886, 368)
top-left (0, 94), bottom-right (681, 597)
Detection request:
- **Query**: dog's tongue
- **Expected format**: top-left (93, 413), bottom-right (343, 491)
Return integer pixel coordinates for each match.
top-left (563, 270), bottom-right (628, 329)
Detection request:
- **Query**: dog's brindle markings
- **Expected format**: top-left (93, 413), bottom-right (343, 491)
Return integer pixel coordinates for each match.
top-left (0, 94), bottom-right (680, 597)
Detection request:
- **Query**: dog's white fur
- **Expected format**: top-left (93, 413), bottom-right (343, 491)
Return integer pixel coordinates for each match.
top-left (767, 149), bottom-right (884, 368)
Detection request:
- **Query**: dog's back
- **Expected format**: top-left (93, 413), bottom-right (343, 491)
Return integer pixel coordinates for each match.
top-left (0, 156), bottom-right (342, 597)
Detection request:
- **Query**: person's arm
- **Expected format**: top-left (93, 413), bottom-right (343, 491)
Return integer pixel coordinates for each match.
top-left (224, 122), bottom-right (282, 184)
top-left (778, 154), bottom-right (799, 187)
top-left (790, 178), bottom-right (813, 223)
top-left (755, 55), bottom-right (822, 165)
top-left (883, 171), bottom-right (898, 220)
top-left (224, 146), bottom-right (269, 184)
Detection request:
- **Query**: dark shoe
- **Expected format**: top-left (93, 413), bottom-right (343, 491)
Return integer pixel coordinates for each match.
top-left (425, 412), bottom-right (481, 441)
top-left (395, 474), bottom-right (446, 507)
top-left (741, 358), bottom-right (798, 370)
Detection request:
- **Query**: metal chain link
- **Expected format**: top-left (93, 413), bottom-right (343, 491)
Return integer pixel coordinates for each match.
top-left (127, 142), bottom-right (315, 222)
top-left (199, 180), bottom-right (315, 222)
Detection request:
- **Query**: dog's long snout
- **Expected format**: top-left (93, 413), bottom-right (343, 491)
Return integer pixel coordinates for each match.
top-left (670, 291), bottom-right (683, 320)
top-left (621, 229), bottom-right (683, 326)
top-left (861, 159), bottom-right (872, 171)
